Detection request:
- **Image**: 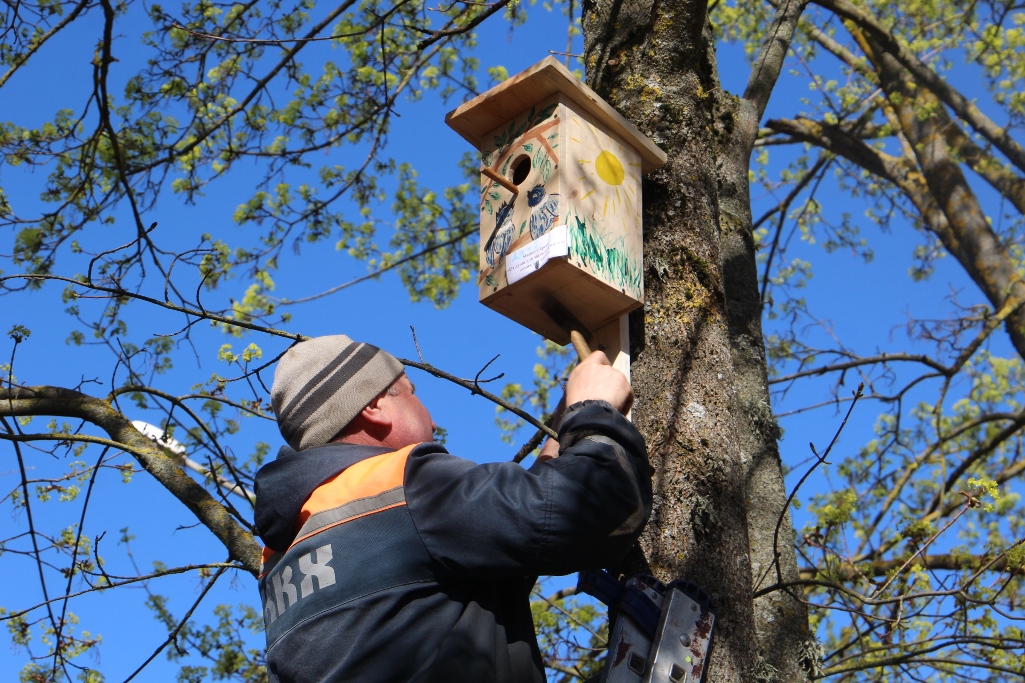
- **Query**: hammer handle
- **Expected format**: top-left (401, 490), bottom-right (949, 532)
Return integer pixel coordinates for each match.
top-left (569, 330), bottom-right (592, 360)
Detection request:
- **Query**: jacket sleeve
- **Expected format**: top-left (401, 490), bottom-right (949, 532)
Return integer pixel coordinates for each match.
top-left (403, 400), bottom-right (652, 578)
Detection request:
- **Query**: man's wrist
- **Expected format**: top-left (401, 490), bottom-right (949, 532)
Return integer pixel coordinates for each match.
top-left (561, 399), bottom-right (616, 426)
top-left (556, 400), bottom-right (620, 451)
top-left (565, 399), bottom-right (615, 411)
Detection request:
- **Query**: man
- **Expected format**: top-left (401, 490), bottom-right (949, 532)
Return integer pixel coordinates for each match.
top-left (255, 334), bottom-right (652, 683)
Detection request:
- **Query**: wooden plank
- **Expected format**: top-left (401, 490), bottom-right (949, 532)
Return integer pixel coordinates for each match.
top-left (592, 316), bottom-right (630, 383)
top-left (592, 315), bottom-right (632, 421)
top-left (446, 57), bottom-right (667, 174)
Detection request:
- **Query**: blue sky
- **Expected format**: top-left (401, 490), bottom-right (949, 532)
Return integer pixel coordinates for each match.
top-left (0, 2), bottom-right (1006, 681)
top-left (0, 7), bottom-right (613, 681)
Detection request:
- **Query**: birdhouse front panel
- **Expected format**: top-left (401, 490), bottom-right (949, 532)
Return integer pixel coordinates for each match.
top-left (474, 94), bottom-right (645, 343)
top-left (477, 94), bottom-right (564, 295)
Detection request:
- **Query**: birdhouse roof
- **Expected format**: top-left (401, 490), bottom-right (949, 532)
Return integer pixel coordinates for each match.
top-left (446, 57), bottom-right (668, 175)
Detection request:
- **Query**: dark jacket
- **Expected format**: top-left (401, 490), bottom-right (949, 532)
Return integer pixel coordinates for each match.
top-left (254, 400), bottom-right (652, 683)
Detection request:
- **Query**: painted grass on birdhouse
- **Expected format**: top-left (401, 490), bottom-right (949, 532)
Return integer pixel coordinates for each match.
top-left (568, 214), bottom-right (642, 298)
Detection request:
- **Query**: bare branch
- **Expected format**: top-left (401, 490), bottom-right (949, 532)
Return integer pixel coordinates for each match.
top-left (417, 0), bottom-right (512, 51)
top-left (0, 0), bottom-right (88, 88)
top-left (277, 226), bottom-right (475, 307)
top-left (768, 352), bottom-right (951, 385)
top-left (766, 384), bottom-right (863, 587)
top-left (801, 551), bottom-right (1021, 581)
top-left (1, 563), bottom-right (243, 621)
top-left (123, 566), bottom-right (229, 682)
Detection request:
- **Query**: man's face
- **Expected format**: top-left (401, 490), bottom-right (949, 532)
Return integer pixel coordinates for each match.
top-left (379, 374), bottom-right (436, 447)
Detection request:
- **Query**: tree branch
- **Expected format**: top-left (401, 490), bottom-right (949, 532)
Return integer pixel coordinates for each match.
top-left (123, 566), bottom-right (229, 682)
top-left (851, 22), bottom-right (1025, 365)
top-left (0, 386), bottom-right (261, 576)
top-left (801, 551), bottom-right (1020, 581)
top-left (743, 0), bottom-right (810, 126)
top-left (1, 562), bottom-right (242, 621)
top-left (943, 120), bottom-right (1025, 215)
top-left (3, 273), bottom-right (554, 438)
top-left (768, 352), bottom-right (951, 385)
top-left (417, 0), bottom-right (513, 51)
top-left (814, 0), bottom-right (1025, 174)
top-left (0, 0), bottom-right (89, 88)
top-left (277, 225), bottom-right (475, 306)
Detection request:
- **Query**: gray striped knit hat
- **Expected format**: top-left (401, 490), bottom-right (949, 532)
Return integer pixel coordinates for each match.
top-left (271, 335), bottom-right (405, 451)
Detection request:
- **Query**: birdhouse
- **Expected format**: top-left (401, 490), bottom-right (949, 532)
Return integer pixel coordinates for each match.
top-left (445, 57), bottom-right (667, 345)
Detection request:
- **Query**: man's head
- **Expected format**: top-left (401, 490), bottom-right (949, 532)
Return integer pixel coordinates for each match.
top-left (337, 373), bottom-right (436, 449)
top-left (271, 335), bottom-right (406, 450)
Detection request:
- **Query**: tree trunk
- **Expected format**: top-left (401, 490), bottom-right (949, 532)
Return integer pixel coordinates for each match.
top-left (581, 0), bottom-right (816, 679)
top-left (582, 1), bottom-right (758, 680)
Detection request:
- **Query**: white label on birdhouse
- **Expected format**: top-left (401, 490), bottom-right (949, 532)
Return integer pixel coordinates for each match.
top-left (506, 224), bottom-right (569, 285)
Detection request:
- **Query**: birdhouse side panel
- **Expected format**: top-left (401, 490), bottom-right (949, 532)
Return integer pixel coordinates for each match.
top-left (563, 108), bottom-right (644, 303)
top-left (477, 96), bottom-right (565, 301)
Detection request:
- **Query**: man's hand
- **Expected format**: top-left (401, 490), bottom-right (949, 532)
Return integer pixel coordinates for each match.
top-left (536, 354), bottom-right (632, 463)
top-left (564, 350), bottom-right (634, 414)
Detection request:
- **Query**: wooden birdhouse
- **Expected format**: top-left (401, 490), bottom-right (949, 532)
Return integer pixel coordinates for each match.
top-left (446, 57), bottom-right (667, 346)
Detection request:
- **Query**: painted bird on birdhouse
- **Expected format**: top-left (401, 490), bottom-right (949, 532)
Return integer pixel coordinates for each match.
top-left (484, 200), bottom-right (515, 268)
top-left (527, 184), bottom-right (560, 240)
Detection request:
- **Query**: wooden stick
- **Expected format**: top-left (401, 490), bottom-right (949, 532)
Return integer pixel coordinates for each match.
top-left (482, 167), bottom-right (519, 195)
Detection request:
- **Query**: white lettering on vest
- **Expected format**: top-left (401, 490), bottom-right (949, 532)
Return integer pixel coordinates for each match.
top-left (299, 544), bottom-right (336, 598)
top-left (262, 543), bottom-right (340, 629)
top-left (273, 565), bottom-right (298, 614)
top-left (262, 587), bottom-right (278, 624)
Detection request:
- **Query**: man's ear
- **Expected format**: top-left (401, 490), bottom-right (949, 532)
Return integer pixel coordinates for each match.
top-left (357, 394), bottom-right (391, 429)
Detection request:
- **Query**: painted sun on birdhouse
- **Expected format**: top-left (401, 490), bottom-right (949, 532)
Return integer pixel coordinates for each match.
top-left (445, 57), bottom-right (667, 344)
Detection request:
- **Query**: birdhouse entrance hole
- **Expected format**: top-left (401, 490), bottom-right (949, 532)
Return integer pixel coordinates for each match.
top-left (510, 155), bottom-right (531, 185)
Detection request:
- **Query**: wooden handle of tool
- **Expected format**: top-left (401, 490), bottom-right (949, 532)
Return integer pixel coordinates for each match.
top-left (569, 330), bottom-right (591, 360)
